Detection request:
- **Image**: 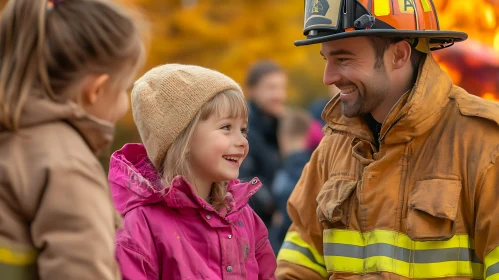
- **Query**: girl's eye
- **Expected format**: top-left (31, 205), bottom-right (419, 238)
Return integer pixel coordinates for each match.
top-left (241, 127), bottom-right (248, 137)
top-left (221, 124), bottom-right (231, 131)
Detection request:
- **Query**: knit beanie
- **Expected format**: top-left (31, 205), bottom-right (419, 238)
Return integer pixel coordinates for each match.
top-left (131, 64), bottom-right (243, 168)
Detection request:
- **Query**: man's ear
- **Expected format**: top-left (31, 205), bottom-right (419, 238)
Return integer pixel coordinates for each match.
top-left (391, 40), bottom-right (412, 70)
top-left (81, 74), bottom-right (110, 105)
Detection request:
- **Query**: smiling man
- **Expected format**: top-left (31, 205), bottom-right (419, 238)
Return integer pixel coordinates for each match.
top-left (276, 0), bottom-right (499, 279)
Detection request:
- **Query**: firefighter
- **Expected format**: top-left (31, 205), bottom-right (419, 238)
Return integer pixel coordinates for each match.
top-left (276, 0), bottom-right (499, 279)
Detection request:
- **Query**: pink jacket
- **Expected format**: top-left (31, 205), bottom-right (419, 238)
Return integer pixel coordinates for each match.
top-left (109, 143), bottom-right (277, 280)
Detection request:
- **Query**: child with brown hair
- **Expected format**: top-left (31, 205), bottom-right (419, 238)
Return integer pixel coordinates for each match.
top-left (0, 0), bottom-right (146, 278)
top-left (109, 64), bottom-right (277, 279)
top-left (270, 108), bottom-right (313, 252)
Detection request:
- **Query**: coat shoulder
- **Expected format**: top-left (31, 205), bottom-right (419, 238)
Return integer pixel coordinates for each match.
top-left (449, 86), bottom-right (499, 129)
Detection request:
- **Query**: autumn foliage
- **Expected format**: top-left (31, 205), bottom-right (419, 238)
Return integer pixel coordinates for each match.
top-left (0, 0), bottom-right (497, 164)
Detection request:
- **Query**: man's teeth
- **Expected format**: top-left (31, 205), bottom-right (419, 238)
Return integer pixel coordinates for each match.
top-left (341, 88), bottom-right (357, 94)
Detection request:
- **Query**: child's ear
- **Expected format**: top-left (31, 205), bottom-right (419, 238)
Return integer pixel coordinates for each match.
top-left (81, 74), bottom-right (110, 105)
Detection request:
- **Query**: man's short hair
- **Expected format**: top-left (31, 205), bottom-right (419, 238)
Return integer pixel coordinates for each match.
top-left (368, 36), bottom-right (424, 69)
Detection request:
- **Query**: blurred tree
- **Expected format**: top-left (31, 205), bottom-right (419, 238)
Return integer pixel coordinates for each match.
top-left (124, 0), bottom-right (327, 110)
top-left (105, 0), bottom-right (328, 171)
top-left (2, 0), bottom-right (497, 169)
top-left (111, 0), bottom-right (499, 168)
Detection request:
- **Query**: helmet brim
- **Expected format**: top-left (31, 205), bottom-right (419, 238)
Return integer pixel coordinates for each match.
top-left (294, 30), bottom-right (468, 49)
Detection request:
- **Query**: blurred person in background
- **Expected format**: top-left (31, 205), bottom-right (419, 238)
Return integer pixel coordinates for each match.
top-left (306, 85), bottom-right (340, 151)
top-left (240, 60), bottom-right (288, 228)
top-left (0, 0), bottom-right (145, 279)
top-left (308, 85), bottom-right (339, 127)
top-left (269, 108), bottom-right (313, 253)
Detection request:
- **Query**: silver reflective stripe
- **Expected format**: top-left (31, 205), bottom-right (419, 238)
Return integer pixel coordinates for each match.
top-left (281, 241), bottom-right (320, 265)
top-left (487, 262), bottom-right (499, 278)
top-left (324, 243), bottom-right (481, 263)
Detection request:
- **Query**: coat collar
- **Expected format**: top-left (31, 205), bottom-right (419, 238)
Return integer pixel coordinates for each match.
top-left (1, 95), bottom-right (114, 154)
top-left (164, 176), bottom-right (262, 217)
top-left (110, 143), bottom-right (262, 218)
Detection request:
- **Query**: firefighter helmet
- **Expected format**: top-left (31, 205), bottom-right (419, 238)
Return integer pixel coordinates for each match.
top-left (296, 0), bottom-right (467, 51)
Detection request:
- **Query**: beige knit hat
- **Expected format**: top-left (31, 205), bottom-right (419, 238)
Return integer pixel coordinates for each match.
top-left (131, 64), bottom-right (243, 168)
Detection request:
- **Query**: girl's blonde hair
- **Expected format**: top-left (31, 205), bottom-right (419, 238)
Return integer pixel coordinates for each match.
top-left (0, 0), bottom-right (146, 130)
top-left (161, 89), bottom-right (248, 211)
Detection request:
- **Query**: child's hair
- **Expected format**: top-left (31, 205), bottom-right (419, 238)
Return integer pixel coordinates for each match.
top-left (162, 89), bottom-right (248, 211)
top-left (278, 108), bottom-right (312, 139)
top-left (0, 0), bottom-right (146, 130)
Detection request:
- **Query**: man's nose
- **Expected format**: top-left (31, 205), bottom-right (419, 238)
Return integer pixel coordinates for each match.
top-left (323, 62), bottom-right (342, 86)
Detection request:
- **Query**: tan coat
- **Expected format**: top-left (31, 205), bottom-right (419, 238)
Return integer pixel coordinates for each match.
top-left (0, 95), bottom-right (121, 279)
top-left (276, 54), bottom-right (499, 279)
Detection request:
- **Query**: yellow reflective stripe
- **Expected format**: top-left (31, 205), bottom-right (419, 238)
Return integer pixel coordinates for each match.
top-left (326, 229), bottom-right (475, 250)
top-left (0, 247), bottom-right (37, 265)
top-left (277, 231), bottom-right (328, 279)
top-left (374, 0), bottom-right (391, 16)
top-left (485, 246), bottom-right (499, 279)
top-left (420, 0), bottom-right (432, 12)
top-left (282, 231), bottom-right (325, 265)
top-left (325, 256), bottom-right (483, 278)
top-left (324, 229), bottom-right (483, 279)
top-left (278, 248), bottom-right (329, 278)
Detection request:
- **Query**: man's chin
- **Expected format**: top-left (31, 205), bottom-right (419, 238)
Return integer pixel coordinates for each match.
top-left (341, 103), bottom-right (361, 118)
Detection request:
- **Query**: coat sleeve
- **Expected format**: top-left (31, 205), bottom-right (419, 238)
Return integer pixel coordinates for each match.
top-left (116, 238), bottom-right (158, 280)
top-left (115, 209), bottom-right (159, 280)
top-left (252, 210), bottom-right (277, 280)
top-left (475, 155), bottom-right (499, 280)
top-left (276, 145), bottom-right (328, 280)
top-left (30, 159), bottom-right (121, 280)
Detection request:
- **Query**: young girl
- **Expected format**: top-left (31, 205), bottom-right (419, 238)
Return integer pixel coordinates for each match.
top-left (109, 64), bottom-right (277, 279)
top-left (0, 0), bottom-right (145, 279)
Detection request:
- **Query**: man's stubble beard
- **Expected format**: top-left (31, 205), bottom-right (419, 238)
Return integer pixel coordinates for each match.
top-left (341, 64), bottom-right (389, 118)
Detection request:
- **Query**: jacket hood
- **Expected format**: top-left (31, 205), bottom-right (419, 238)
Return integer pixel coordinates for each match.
top-left (322, 54), bottom-right (453, 145)
top-left (0, 95), bottom-right (114, 154)
top-left (109, 143), bottom-right (263, 216)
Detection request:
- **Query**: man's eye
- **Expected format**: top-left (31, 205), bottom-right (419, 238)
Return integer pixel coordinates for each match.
top-left (338, 58), bottom-right (349, 62)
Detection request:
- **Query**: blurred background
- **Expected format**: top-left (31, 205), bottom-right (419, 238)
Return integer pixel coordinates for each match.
top-left (1, 0), bottom-right (497, 253)
top-left (105, 0), bottom-right (499, 169)
top-left (0, 0), bottom-right (496, 163)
